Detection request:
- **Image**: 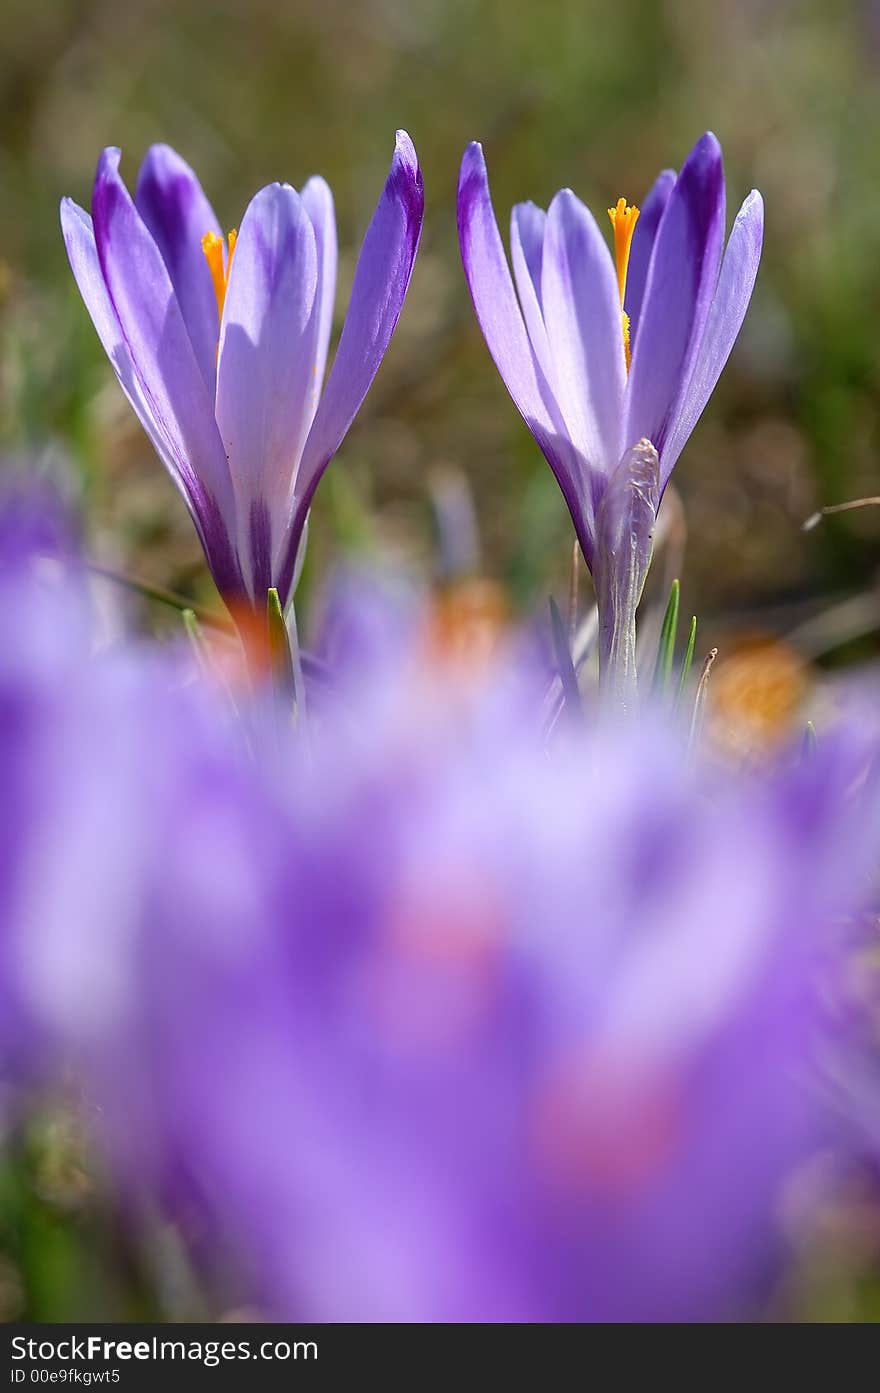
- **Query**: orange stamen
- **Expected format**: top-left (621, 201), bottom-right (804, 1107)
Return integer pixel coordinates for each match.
top-left (201, 228), bottom-right (237, 322)
top-left (607, 197), bottom-right (640, 370)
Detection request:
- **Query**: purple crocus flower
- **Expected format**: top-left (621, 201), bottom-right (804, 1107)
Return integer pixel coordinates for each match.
top-left (61, 134), bottom-right (424, 612)
top-left (457, 133), bottom-right (763, 693)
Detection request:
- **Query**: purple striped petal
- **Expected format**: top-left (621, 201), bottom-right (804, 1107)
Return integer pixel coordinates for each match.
top-left (455, 143), bottom-right (591, 563)
top-left (301, 176), bottom-right (338, 403)
top-left (457, 146), bottom-right (559, 445)
top-left (61, 198), bottom-right (176, 475)
top-left (662, 191), bottom-right (764, 480)
top-left (624, 133), bottom-right (725, 460)
top-left (66, 174), bottom-right (242, 603)
top-left (510, 202), bottom-right (554, 382)
top-left (215, 182), bottom-right (318, 599)
top-left (625, 168), bottom-right (676, 347)
top-left (541, 188), bottom-right (626, 500)
top-left (276, 131), bottom-right (424, 606)
top-left (91, 148), bottom-right (236, 524)
top-left (135, 144), bottom-right (224, 395)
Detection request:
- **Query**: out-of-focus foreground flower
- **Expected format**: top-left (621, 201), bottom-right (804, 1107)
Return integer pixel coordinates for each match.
top-left (458, 134), bottom-right (763, 702)
top-left (1, 493), bottom-right (878, 1322)
top-left (60, 134), bottom-right (424, 614)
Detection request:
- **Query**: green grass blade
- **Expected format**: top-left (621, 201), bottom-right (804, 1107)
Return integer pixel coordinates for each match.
top-left (86, 562), bottom-right (233, 633)
top-left (267, 587), bottom-right (296, 707)
top-left (674, 615), bottom-right (698, 714)
top-left (653, 578), bottom-right (680, 695)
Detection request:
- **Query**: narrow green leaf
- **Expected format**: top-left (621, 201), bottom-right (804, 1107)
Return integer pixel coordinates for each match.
top-left (674, 615), bottom-right (698, 714)
top-left (549, 595), bottom-right (581, 720)
top-left (267, 587), bottom-right (296, 706)
top-left (86, 562), bottom-right (234, 633)
top-left (653, 578), bottom-right (680, 695)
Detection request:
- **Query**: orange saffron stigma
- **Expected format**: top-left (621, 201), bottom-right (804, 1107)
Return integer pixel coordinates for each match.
top-left (607, 197), bottom-right (640, 370)
top-left (201, 229), bottom-right (238, 322)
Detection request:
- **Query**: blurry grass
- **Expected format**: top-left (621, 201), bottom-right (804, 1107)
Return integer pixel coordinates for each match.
top-left (0, 1103), bottom-right (160, 1321)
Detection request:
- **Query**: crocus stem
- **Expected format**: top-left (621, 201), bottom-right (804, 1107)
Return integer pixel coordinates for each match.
top-left (594, 439), bottom-right (660, 716)
top-left (597, 584), bottom-right (640, 710)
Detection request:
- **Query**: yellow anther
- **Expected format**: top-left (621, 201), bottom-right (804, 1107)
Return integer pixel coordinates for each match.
top-left (607, 198), bottom-right (640, 371)
top-left (621, 310), bottom-right (632, 370)
top-left (201, 228), bottom-right (237, 322)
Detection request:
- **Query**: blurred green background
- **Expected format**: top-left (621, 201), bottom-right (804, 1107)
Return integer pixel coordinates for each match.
top-left (1, 0), bottom-right (880, 1321)
top-left (1, 0), bottom-right (880, 656)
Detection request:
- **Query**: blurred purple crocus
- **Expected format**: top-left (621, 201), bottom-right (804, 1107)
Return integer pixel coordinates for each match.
top-left (457, 133), bottom-right (763, 695)
top-left (61, 134), bottom-right (423, 612)
top-left (0, 523), bottom-right (868, 1321)
top-left (80, 632), bottom-right (879, 1322)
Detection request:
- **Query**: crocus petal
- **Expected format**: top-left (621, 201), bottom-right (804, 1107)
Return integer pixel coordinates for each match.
top-left (61, 199), bottom-right (175, 474)
top-left (541, 188), bottom-right (626, 500)
top-left (662, 191), bottom-right (764, 481)
top-left (63, 189), bottom-right (243, 603)
top-left (624, 133), bottom-right (725, 460)
top-left (276, 131), bottom-right (424, 606)
top-left (91, 148), bottom-right (241, 598)
top-left (625, 168), bottom-right (676, 347)
top-left (457, 145), bottom-right (559, 444)
top-left (301, 176), bottom-right (338, 403)
top-left (61, 197), bottom-right (211, 544)
top-left (455, 143), bottom-right (591, 562)
top-left (135, 144), bottom-right (224, 395)
top-left (215, 183), bottom-right (318, 599)
top-left (510, 202), bottom-right (553, 377)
